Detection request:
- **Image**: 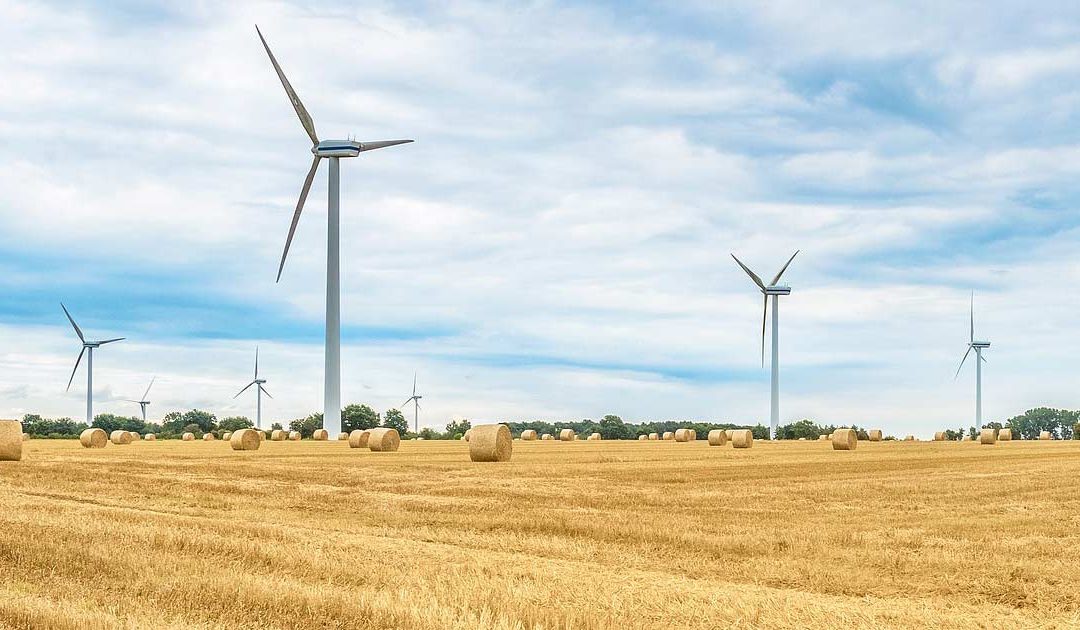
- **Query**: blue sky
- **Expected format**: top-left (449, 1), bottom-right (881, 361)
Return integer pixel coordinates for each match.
top-left (1, 1), bottom-right (1079, 435)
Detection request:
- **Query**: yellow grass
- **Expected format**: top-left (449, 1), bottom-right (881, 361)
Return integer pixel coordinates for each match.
top-left (1, 439), bottom-right (1079, 629)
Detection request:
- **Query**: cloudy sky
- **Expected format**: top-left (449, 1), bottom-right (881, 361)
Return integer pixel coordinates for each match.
top-left (1, 1), bottom-right (1078, 436)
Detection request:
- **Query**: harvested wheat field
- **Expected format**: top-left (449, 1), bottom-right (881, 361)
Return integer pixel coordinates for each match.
top-left (1, 439), bottom-right (1079, 629)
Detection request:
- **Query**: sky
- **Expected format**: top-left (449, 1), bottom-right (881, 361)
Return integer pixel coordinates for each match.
top-left (1, 1), bottom-right (1079, 436)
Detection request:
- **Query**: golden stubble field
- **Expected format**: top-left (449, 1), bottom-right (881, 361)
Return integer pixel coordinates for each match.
top-left (0, 438), bottom-right (1078, 630)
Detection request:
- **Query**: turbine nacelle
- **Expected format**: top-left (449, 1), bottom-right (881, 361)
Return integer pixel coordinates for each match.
top-left (313, 139), bottom-right (413, 158)
top-left (971, 341), bottom-right (991, 349)
top-left (763, 286), bottom-right (791, 296)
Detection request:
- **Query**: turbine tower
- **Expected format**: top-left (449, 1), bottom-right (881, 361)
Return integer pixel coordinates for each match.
top-left (402, 372), bottom-right (423, 433)
top-left (731, 251), bottom-right (799, 440)
top-left (61, 303), bottom-right (124, 425)
top-left (123, 377), bottom-right (155, 423)
top-left (235, 348), bottom-right (272, 430)
top-left (955, 293), bottom-right (990, 431)
top-left (256, 26), bottom-right (413, 437)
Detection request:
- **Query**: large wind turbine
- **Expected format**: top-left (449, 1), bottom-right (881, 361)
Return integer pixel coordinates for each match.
top-left (731, 251), bottom-right (799, 440)
top-left (234, 348), bottom-right (272, 430)
top-left (61, 303), bottom-right (124, 425)
top-left (256, 26), bottom-right (413, 437)
top-left (955, 293), bottom-right (990, 431)
top-left (123, 377), bottom-right (155, 423)
top-left (402, 372), bottom-right (423, 433)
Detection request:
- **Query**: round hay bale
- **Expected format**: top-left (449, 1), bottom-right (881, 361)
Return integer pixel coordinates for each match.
top-left (271, 430), bottom-right (286, 441)
top-left (724, 429), bottom-right (734, 441)
top-left (222, 431), bottom-right (233, 441)
top-left (674, 429), bottom-right (691, 443)
top-left (933, 431), bottom-right (946, 441)
top-left (707, 429), bottom-right (727, 446)
top-left (798, 437), bottom-right (806, 441)
top-left (182, 432), bottom-right (195, 441)
top-left (689, 429), bottom-right (697, 441)
top-left (80, 428), bottom-right (107, 448)
top-left (288, 431), bottom-right (301, 441)
top-left (587, 432), bottom-right (601, 441)
top-left (230, 428), bottom-right (261, 451)
top-left (638, 434), bottom-right (648, 441)
top-left (818, 434), bottom-right (829, 440)
top-left (662, 431), bottom-right (675, 441)
top-left (348, 430), bottom-right (370, 449)
top-left (962, 435), bottom-right (972, 441)
top-left (648, 432), bottom-right (659, 440)
top-left (469, 424), bottom-right (512, 462)
top-left (868, 429), bottom-right (883, 442)
top-left (979, 429), bottom-right (996, 445)
top-left (368, 428), bottom-right (400, 452)
top-left (832, 428), bottom-right (857, 451)
top-left (732, 429), bottom-right (753, 449)
top-left (541, 433), bottom-right (554, 441)
top-left (144, 433), bottom-right (156, 441)
top-left (0, 420), bottom-right (23, 461)
top-left (22, 433), bottom-right (29, 441)
top-left (520, 429), bottom-right (538, 441)
top-left (337, 432), bottom-right (349, 441)
top-left (559, 428), bottom-right (575, 442)
top-left (129, 432), bottom-right (140, 441)
top-left (998, 428), bottom-right (1013, 441)
top-left (110, 430), bottom-right (133, 445)
top-left (203, 433), bottom-right (216, 441)
top-left (463, 429), bottom-right (472, 442)
top-left (312, 429), bottom-right (328, 441)
top-left (904, 435), bottom-right (915, 441)
top-left (1040, 431), bottom-right (1051, 440)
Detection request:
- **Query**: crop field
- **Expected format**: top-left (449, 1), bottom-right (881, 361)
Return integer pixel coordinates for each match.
top-left (1, 438), bottom-right (1078, 629)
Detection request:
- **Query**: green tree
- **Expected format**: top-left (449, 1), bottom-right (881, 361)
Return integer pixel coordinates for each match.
top-left (92, 413), bottom-right (144, 434)
top-left (271, 422), bottom-right (283, 430)
top-left (219, 416), bottom-right (254, 432)
top-left (342, 405), bottom-right (378, 432)
top-left (383, 408), bottom-right (408, 435)
top-left (182, 423), bottom-right (203, 438)
top-left (289, 414), bottom-right (323, 438)
top-left (446, 418), bottom-right (472, 439)
top-left (163, 410), bottom-right (216, 433)
top-left (598, 414), bottom-right (632, 440)
top-left (417, 427), bottom-right (439, 440)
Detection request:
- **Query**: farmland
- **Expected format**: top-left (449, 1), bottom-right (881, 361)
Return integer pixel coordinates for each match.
top-left (0, 438), bottom-right (1078, 629)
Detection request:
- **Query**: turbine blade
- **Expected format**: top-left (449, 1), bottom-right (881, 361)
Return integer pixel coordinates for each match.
top-left (760, 294), bottom-right (768, 368)
top-left (981, 353), bottom-right (988, 363)
top-left (259, 385), bottom-right (273, 399)
top-left (61, 303), bottom-right (85, 342)
top-left (412, 372), bottom-right (417, 396)
top-left (276, 155), bottom-right (320, 282)
top-left (255, 25), bottom-right (319, 145)
top-left (358, 139), bottom-right (414, 152)
top-left (66, 347), bottom-right (86, 391)
top-left (98, 338), bottom-right (125, 345)
top-left (970, 292), bottom-right (975, 344)
top-left (402, 398), bottom-right (413, 408)
top-left (954, 346), bottom-right (973, 380)
top-left (143, 376), bottom-right (155, 400)
top-left (254, 346), bottom-right (259, 379)
top-left (234, 381), bottom-right (256, 399)
top-left (770, 250), bottom-right (800, 286)
top-left (731, 254), bottom-right (766, 290)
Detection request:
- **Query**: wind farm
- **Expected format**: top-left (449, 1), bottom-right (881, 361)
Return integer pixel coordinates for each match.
top-left (3, 5), bottom-right (1080, 630)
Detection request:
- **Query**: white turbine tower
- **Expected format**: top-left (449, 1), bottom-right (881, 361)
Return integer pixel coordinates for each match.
top-left (955, 293), bottom-right (990, 432)
top-left (731, 251), bottom-right (799, 440)
top-left (256, 26), bottom-right (413, 437)
top-left (235, 348), bottom-right (272, 430)
top-left (402, 372), bottom-right (423, 433)
top-left (62, 303), bottom-right (124, 425)
top-left (123, 377), bottom-right (155, 423)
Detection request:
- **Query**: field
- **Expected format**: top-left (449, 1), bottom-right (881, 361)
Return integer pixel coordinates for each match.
top-left (1, 438), bottom-right (1078, 629)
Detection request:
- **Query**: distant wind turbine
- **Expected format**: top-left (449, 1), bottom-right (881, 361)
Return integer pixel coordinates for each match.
top-left (731, 251), bottom-right (799, 440)
top-left (955, 293), bottom-right (990, 431)
top-left (123, 377), bottom-right (155, 423)
top-left (256, 26), bottom-right (413, 437)
top-left (402, 372), bottom-right (423, 433)
top-left (235, 348), bottom-right (272, 430)
top-left (62, 303), bottom-right (124, 425)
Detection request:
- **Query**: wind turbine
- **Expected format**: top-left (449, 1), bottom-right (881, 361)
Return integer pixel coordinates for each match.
top-left (234, 348), bottom-right (272, 430)
top-left (61, 303), bottom-right (124, 425)
top-left (402, 372), bottom-right (423, 433)
top-left (955, 293), bottom-right (990, 431)
top-left (123, 377), bottom-right (155, 423)
top-left (256, 26), bottom-right (413, 437)
top-left (731, 251), bottom-right (799, 440)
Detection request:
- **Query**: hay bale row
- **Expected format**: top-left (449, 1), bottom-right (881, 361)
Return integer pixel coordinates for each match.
top-left (868, 429), bottom-right (882, 442)
top-left (832, 428), bottom-right (857, 451)
top-left (0, 420), bottom-right (23, 461)
top-left (368, 428), bottom-right (400, 452)
top-left (520, 429), bottom-right (538, 441)
top-left (732, 429), bottom-right (753, 449)
top-left (230, 428), bottom-right (260, 451)
top-left (707, 430), bottom-right (726, 446)
top-left (469, 424), bottom-right (512, 462)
